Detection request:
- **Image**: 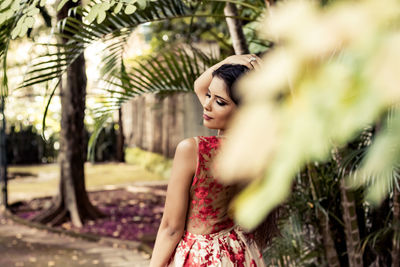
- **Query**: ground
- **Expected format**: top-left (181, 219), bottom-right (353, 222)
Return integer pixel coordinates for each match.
top-left (0, 215), bottom-right (151, 267)
top-left (0, 163), bottom-right (169, 267)
top-left (11, 185), bottom-right (167, 247)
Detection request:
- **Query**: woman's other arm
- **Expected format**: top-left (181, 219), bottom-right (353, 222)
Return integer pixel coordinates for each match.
top-left (193, 54), bottom-right (261, 106)
top-left (149, 137), bottom-right (197, 267)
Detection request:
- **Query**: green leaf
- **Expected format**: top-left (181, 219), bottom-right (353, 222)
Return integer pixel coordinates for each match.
top-left (25, 16), bottom-right (35, 28)
top-left (11, 1), bottom-right (21, 11)
top-left (124, 4), bottom-right (137, 15)
top-left (11, 24), bottom-right (21, 39)
top-left (97, 10), bottom-right (107, 24)
top-left (85, 5), bottom-right (99, 24)
top-left (0, 9), bottom-right (13, 24)
top-left (87, 113), bottom-right (112, 162)
top-left (114, 2), bottom-right (123, 14)
top-left (0, 0), bottom-right (13, 10)
top-left (101, 1), bottom-right (111, 11)
top-left (27, 7), bottom-right (40, 16)
top-left (137, 0), bottom-right (147, 9)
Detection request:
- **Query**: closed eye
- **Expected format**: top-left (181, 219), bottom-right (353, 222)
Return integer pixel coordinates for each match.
top-left (206, 93), bottom-right (226, 106)
top-left (217, 101), bottom-right (226, 106)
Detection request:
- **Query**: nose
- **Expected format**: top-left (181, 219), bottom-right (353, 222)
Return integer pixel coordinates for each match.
top-left (203, 97), bottom-right (212, 111)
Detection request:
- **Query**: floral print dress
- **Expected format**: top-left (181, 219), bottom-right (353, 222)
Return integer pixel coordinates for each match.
top-left (167, 136), bottom-right (266, 267)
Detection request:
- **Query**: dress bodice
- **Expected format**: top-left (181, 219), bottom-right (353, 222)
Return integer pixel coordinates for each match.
top-left (185, 135), bottom-right (238, 235)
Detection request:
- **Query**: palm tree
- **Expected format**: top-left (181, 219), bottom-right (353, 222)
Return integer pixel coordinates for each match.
top-left (307, 163), bottom-right (341, 267)
top-left (16, 0), bottom-right (265, 227)
top-left (31, 0), bottom-right (104, 227)
top-left (224, 2), bottom-right (249, 54)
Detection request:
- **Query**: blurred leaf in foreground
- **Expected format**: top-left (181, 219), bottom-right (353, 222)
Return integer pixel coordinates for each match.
top-left (213, 0), bottom-right (400, 229)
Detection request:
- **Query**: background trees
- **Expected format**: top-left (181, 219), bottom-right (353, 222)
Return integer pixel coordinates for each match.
top-left (2, 0), bottom-right (400, 266)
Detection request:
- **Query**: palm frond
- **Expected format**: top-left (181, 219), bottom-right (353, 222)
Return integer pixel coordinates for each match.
top-left (340, 106), bottom-right (400, 204)
top-left (87, 112), bottom-right (112, 162)
top-left (1, 12), bottom-right (20, 97)
top-left (85, 45), bottom-right (221, 160)
top-left (20, 0), bottom-right (254, 139)
top-left (100, 45), bottom-right (220, 105)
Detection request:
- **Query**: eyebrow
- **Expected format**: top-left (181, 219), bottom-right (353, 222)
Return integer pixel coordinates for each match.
top-left (207, 88), bottom-right (229, 102)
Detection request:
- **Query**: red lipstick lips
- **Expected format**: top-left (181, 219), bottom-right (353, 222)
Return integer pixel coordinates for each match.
top-left (203, 114), bottom-right (212, 120)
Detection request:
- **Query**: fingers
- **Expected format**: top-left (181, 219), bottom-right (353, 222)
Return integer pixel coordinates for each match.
top-left (249, 61), bottom-right (259, 70)
top-left (224, 54), bottom-right (262, 70)
top-left (248, 54), bottom-right (262, 70)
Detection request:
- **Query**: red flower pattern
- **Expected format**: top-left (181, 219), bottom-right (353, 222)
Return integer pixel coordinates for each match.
top-left (167, 136), bottom-right (266, 266)
top-left (168, 226), bottom-right (265, 266)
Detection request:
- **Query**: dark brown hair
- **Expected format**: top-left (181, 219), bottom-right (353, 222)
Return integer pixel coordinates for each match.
top-left (211, 64), bottom-right (250, 106)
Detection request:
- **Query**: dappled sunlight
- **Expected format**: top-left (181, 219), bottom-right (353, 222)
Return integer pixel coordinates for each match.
top-left (7, 163), bottom-right (166, 203)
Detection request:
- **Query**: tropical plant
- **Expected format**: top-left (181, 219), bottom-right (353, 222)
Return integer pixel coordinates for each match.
top-left (0, 0), bottom-right (266, 225)
top-left (215, 0), bottom-right (400, 230)
top-left (211, 0), bottom-right (400, 265)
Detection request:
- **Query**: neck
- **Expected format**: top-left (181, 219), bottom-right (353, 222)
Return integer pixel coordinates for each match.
top-left (217, 129), bottom-right (225, 137)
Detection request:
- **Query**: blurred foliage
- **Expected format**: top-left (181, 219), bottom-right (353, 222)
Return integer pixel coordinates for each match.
top-left (214, 0), bottom-right (400, 230)
top-left (147, 0), bottom-right (268, 55)
top-left (6, 124), bottom-right (58, 164)
top-left (5, 120), bottom-right (120, 164)
top-left (125, 147), bottom-right (172, 180)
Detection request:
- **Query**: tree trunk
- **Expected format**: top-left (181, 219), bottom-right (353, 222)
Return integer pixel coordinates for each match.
top-left (224, 3), bottom-right (249, 55)
top-left (339, 178), bottom-right (363, 267)
top-left (116, 108), bottom-right (125, 162)
top-left (392, 183), bottom-right (400, 267)
top-left (333, 148), bottom-right (364, 267)
top-left (0, 98), bottom-right (8, 210)
top-left (307, 164), bottom-right (341, 267)
top-left (32, 0), bottom-right (103, 227)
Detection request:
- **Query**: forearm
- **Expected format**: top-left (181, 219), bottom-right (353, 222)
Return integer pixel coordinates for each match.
top-left (149, 226), bottom-right (184, 267)
top-left (193, 54), bottom-right (259, 105)
top-left (194, 59), bottom-right (227, 106)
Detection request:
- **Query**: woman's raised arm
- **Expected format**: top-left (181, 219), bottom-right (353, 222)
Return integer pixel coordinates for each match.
top-left (149, 137), bottom-right (197, 267)
top-left (193, 54), bottom-right (261, 106)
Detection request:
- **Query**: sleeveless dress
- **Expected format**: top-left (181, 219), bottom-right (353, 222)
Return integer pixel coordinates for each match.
top-left (167, 135), bottom-right (266, 267)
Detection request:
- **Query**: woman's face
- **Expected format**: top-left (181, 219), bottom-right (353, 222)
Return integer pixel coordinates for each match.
top-left (202, 77), bottom-right (237, 130)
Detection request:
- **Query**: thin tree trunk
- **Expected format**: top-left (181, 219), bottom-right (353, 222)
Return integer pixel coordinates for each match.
top-left (32, 0), bottom-right (103, 227)
top-left (333, 148), bottom-right (364, 267)
top-left (392, 183), bottom-right (400, 267)
top-left (0, 98), bottom-right (7, 210)
top-left (116, 108), bottom-right (124, 162)
top-left (307, 164), bottom-right (341, 267)
top-left (339, 178), bottom-right (363, 267)
top-left (224, 3), bottom-right (249, 55)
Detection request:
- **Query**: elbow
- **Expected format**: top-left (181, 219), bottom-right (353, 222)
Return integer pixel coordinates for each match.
top-left (162, 220), bottom-right (184, 237)
top-left (167, 227), bottom-right (183, 237)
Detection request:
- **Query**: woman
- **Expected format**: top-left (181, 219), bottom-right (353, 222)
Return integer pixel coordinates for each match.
top-left (149, 54), bottom-right (272, 267)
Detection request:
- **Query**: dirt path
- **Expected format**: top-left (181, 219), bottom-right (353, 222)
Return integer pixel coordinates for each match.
top-left (0, 216), bottom-right (151, 267)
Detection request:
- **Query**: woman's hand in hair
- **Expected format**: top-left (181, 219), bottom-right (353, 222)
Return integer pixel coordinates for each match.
top-left (223, 54), bottom-right (262, 70)
top-left (194, 54), bottom-right (262, 107)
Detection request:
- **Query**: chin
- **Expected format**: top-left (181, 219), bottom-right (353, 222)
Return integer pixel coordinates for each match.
top-left (203, 120), bottom-right (217, 129)
top-left (203, 119), bottom-right (224, 130)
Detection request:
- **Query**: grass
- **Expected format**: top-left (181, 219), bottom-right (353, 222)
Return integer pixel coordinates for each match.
top-left (8, 162), bottom-right (167, 204)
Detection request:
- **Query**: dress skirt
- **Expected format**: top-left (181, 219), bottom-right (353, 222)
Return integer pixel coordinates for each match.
top-left (167, 226), bottom-right (266, 267)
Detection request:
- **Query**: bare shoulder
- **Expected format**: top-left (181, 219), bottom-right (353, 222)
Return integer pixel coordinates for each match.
top-left (176, 137), bottom-right (197, 153)
top-left (174, 137), bottom-right (197, 174)
top-left (175, 137), bottom-right (197, 157)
